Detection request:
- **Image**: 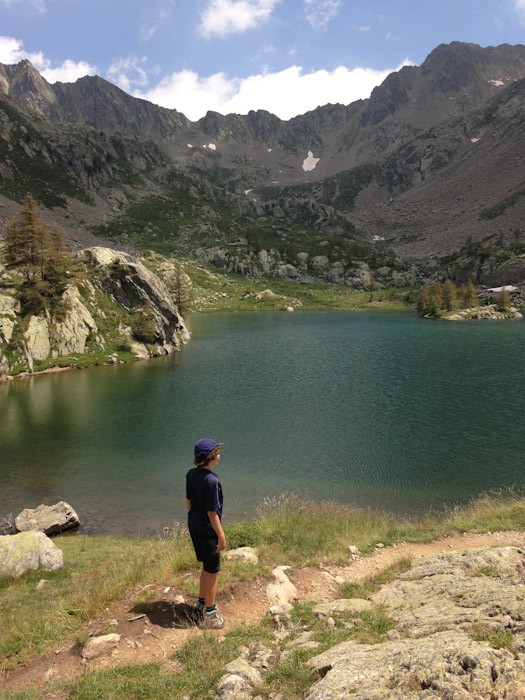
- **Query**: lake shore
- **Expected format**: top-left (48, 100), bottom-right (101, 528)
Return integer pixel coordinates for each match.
top-left (2, 492), bottom-right (525, 696)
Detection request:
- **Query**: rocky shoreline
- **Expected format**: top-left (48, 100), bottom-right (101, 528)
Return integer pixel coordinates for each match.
top-left (0, 246), bottom-right (190, 379)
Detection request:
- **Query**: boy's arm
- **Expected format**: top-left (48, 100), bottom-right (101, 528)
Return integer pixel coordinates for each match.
top-left (187, 499), bottom-right (191, 512)
top-left (208, 511), bottom-right (226, 552)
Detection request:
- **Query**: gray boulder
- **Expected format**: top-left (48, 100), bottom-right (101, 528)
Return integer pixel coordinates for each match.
top-left (306, 630), bottom-right (525, 699)
top-left (0, 531), bottom-right (64, 577)
top-left (371, 546), bottom-right (525, 636)
top-left (304, 547), bottom-right (525, 699)
top-left (310, 255), bottom-right (330, 273)
top-left (15, 501), bottom-right (80, 536)
top-left (225, 546), bottom-right (259, 564)
top-left (82, 633), bottom-right (121, 659)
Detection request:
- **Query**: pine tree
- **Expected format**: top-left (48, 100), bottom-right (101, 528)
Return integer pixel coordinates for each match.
top-left (443, 280), bottom-right (458, 311)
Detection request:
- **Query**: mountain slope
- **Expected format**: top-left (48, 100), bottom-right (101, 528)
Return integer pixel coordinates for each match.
top-left (0, 42), bottom-right (524, 286)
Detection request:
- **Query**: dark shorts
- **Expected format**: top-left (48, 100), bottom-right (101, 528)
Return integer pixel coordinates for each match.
top-left (190, 531), bottom-right (221, 573)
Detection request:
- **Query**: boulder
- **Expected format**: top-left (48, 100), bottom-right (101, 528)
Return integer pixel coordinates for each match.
top-left (254, 289), bottom-right (278, 301)
top-left (0, 531), bottom-right (63, 577)
top-left (82, 633), bottom-right (121, 660)
top-left (306, 630), bottom-right (525, 700)
top-left (310, 255), bottom-right (330, 273)
top-left (15, 501), bottom-right (80, 536)
top-left (305, 547), bottom-right (525, 699)
top-left (371, 546), bottom-right (525, 636)
top-left (223, 658), bottom-right (262, 685)
top-left (275, 264), bottom-right (299, 279)
top-left (296, 252), bottom-right (309, 271)
top-left (266, 566), bottom-right (298, 607)
top-left (216, 673), bottom-right (252, 700)
top-left (225, 546), bottom-right (259, 564)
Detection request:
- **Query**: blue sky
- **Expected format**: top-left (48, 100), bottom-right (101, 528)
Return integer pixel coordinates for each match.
top-left (1, 0), bottom-right (524, 120)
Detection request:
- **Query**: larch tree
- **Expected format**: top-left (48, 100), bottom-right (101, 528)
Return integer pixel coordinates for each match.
top-left (496, 287), bottom-right (511, 311)
top-left (460, 281), bottom-right (479, 309)
top-left (2, 194), bottom-right (69, 313)
top-left (443, 280), bottom-right (459, 311)
top-left (417, 283), bottom-right (431, 316)
top-left (171, 262), bottom-right (192, 317)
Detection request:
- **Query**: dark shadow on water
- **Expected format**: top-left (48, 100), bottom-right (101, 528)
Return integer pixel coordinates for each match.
top-left (130, 601), bottom-right (195, 629)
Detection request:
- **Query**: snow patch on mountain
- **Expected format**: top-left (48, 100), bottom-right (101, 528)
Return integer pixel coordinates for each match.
top-left (302, 150), bottom-right (320, 172)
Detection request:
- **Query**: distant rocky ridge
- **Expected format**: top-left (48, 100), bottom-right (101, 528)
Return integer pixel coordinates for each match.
top-left (0, 246), bottom-right (189, 378)
top-left (0, 42), bottom-right (525, 287)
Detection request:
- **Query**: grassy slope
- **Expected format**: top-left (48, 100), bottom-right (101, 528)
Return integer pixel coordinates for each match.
top-left (1, 491), bottom-right (525, 698)
top-left (186, 262), bottom-right (414, 313)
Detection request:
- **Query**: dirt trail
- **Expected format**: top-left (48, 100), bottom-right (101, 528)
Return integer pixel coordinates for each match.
top-left (3, 530), bottom-right (525, 694)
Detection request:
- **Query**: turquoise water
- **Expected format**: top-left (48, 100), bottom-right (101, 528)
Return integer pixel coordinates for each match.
top-left (1, 311), bottom-right (524, 535)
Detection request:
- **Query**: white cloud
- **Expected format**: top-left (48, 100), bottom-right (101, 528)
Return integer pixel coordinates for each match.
top-left (135, 70), bottom-right (236, 117)
top-left (0, 35), bottom-right (96, 82)
top-left (107, 57), bottom-right (149, 92)
top-left (135, 61), bottom-right (410, 121)
top-left (40, 58), bottom-right (97, 83)
top-left (354, 25), bottom-right (370, 32)
top-left (304, 0), bottom-right (342, 30)
top-left (199, 0), bottom-right (280, 37)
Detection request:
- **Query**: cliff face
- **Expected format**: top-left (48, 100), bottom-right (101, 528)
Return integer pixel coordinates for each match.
top-left (0, 247), bottom-right (190, 378)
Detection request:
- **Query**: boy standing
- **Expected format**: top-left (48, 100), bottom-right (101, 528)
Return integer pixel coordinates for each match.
top-left (186, 438), bottom-right (227, 629)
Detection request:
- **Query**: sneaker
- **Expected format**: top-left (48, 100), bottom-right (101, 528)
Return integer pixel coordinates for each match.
top-left (199, 607), bottom-right (225, 629)
top-left (191, 601), bottom-right (204, 624)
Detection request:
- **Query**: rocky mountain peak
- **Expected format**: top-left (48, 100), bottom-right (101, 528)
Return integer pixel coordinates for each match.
top-left (0, 59), bottom-right (58, 117)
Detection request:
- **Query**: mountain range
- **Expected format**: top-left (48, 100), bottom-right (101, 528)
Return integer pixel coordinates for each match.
top-left (1, 41), bottom-right (524, 288)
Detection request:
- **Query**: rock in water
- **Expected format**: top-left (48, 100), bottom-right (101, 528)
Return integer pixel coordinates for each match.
top-left (0, 531), bottom-right (64, 577)
top-left (15, 501), bottom-right (80, 535)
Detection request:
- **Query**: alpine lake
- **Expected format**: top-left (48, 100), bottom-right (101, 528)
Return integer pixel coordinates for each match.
top-left (1, 311), bottom-right (524, 536)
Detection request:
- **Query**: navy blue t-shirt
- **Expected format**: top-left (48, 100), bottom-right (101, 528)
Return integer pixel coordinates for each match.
top-left (186, 467), bottom-right (223, 536)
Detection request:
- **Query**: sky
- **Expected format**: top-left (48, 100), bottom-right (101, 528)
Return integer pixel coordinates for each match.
top-left (0, 0), bottom-right (524, 121)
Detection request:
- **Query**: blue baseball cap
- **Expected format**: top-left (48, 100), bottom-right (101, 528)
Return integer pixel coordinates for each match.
top-left (194, 438), bottom-right (224, 457)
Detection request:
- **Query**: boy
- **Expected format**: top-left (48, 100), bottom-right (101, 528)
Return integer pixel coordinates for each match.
top-left (186, 438), bottom-right (227, 629)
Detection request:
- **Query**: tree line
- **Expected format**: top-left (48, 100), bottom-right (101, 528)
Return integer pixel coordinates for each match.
top-left (417, 279), bottom-right (511, 317)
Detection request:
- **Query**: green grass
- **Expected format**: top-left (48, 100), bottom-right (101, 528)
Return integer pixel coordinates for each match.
top-left (186, 261), bottom-right (414, 314)
top-left (468, 622), bottom-right (517, 650)
top-left (265, 598), bottom-right (396, 697)
top-left (339, 558), bottom-right (413, 599)
top-left (0, 534), bottom-right (194, 673)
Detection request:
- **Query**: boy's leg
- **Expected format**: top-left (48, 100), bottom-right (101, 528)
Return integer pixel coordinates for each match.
top-left (200, 568), bottom-right (218, 608)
